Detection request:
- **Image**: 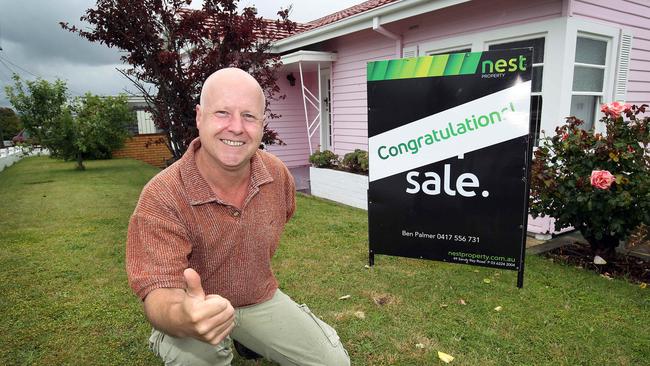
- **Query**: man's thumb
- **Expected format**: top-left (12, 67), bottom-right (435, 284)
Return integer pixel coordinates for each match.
top-left (183, 268), bottom-right (206, 299)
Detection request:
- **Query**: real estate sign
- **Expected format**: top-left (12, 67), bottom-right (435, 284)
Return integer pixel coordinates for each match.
top-left (367, 49), bottom-right (533, 287)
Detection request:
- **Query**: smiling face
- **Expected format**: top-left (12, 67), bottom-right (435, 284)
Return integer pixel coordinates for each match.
top-left (195, 68), bottom-right (265, 176)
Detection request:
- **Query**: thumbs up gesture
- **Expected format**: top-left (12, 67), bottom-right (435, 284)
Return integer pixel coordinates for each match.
top-left (181, 268), bottom-right (235, 345)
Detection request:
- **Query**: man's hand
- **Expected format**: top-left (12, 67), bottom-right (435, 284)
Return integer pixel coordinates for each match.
top-left (181, 268), bottom-right (235, 344)
top-left (143, 268), bottom-right (235, 345)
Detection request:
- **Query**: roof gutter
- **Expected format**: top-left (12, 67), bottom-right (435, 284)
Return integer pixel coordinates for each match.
top-left (271, 0), bottom-right (470, 54)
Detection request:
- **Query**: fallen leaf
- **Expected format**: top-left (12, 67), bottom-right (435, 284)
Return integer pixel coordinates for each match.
top-left (440, 303), bottom-right (449, 308)
top-left (415, 343), bottom-right (425, 349)
top-left (354, 311), bottom-right (365, 319)
top-left (458, 299), bottom-right (466, 305)
top-left (473, 269), bottom-right (479, 273)
top-left (483, 278), bottom-right (491, 284)
top-left (338, 295), bottom-right (351, 300)
top-left (437, 351), bottom-right (454, 363)
top-left (494, 306), bottom-right (503, 311)
top-left (364, 264), bottom-right (370, 269)
top-left (640, 282), bottom-right (647, 289)
top-left (600, 273), bottom-right (613, 281)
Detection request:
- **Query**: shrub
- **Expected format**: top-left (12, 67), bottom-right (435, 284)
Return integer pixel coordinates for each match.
top-left (529, 102), bottom-right (650, 254)
top-left (309, 149), bottom-right (339, 168)
top-left (341, 149), bottom-right (369, 174)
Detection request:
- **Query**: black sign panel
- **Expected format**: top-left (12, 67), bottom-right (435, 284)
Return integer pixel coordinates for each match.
top-left (367, 49), bottom-right (532, 285)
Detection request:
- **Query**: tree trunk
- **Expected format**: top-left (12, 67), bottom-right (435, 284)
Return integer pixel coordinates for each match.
top-left (76, 153), bottom-right (85, 170)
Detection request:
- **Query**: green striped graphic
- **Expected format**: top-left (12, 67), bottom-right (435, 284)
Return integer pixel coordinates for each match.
top-left (367, 52), bottom-right (484, 81)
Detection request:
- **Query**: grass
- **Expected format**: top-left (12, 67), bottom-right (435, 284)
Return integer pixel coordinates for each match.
top-left (1, 156), bottom-right (648, 366)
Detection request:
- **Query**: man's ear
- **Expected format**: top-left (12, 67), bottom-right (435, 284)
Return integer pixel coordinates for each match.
top-left (195, 105), bottom-right (202, 128)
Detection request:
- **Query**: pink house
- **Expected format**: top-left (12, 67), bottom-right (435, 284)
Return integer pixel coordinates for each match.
top-left (265, 0), bottom-right (650, 235)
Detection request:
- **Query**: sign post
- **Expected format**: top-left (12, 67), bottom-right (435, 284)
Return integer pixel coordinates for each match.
top-left (367, 49), bottom-right (533, 287)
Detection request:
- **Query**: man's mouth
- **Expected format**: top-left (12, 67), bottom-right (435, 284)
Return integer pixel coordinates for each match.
top-left (221, 139), bottom-right (244, 147)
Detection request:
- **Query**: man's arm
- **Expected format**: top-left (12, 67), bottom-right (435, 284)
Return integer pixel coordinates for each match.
top-left (143, 268), bottom-right (235, 345)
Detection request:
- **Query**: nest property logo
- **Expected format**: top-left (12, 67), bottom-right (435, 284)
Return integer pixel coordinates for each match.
top-left (481, 54), bottom-right (528, 79)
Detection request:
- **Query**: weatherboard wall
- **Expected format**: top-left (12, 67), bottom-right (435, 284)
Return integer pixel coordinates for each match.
top-left (570, 0), bottom-right (650, 104)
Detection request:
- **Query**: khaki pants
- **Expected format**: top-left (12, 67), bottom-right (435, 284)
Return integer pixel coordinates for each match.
top-left (149, 289), bottom-right (350, 366)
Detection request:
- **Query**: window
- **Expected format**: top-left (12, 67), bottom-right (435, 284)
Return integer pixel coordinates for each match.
top-left (489, 38), bottom-right (545, 144)
top-left (570, 36), bottom-right (608, 131)
top-left (426, 47), bottom-right (471, 56)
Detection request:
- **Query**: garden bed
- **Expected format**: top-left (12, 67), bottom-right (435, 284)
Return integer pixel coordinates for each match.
top-left (545, 241), bottom-right (649, 284)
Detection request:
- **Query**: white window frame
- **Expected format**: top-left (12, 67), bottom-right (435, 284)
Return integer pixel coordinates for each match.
top-left (570, 33), bottom-right (611, 131)
top-left (563, 18), bottom-right (621, 134)
top-left (424, 44), bottom-right (472, 56)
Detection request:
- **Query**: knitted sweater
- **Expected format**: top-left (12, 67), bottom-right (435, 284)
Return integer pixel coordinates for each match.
top-left (126, 139), bottom-right (296, 307)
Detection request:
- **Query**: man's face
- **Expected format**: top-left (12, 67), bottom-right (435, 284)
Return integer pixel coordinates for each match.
top-left (195, 73), bottom-right (265, 173)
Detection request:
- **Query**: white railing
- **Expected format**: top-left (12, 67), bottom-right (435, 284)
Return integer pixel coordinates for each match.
top-left (0, 146), bottom-right (49, 172)
top-left (0, 146), bottom-right (21, 158)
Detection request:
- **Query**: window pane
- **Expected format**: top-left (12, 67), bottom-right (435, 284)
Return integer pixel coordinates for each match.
top-left (428, 48), bottom-right (471, 56)
top-left (572, 66), bottom-right (604, 92)
top-left (570, 95), bottom-right (598, 130)
top-left (489, 37), bottom-right (545, 63)
top-left (532, 66), bottom-right (543, 92)
top-left (575, 37), bottom-right (607, 65)
top-left (530, 95), bottom-right (542, 145)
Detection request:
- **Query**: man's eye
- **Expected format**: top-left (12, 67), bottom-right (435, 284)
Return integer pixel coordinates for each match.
top-left (215, 111), bottom-right (230, 118)
top-left (242, 113), bottom-right (258, 122)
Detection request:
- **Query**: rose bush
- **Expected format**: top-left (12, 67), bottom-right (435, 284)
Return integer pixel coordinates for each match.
top-left (530, 102), bottom-right (650, 254)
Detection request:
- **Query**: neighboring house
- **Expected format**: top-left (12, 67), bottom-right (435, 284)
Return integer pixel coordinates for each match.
top-left (112, 96), bottom-right (172, 168)
top-left (264, 0), bottom-right (649, 235)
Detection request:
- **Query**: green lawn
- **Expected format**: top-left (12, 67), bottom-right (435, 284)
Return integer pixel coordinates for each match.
top-left (1, 157), bottom-right (648, 366)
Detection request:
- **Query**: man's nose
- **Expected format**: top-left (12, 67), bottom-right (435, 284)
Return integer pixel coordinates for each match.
top-left (227, 113), bottom-right (244, 134)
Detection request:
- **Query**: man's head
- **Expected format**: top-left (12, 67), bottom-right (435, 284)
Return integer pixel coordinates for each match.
top-left (195, 68), bottom-right (266, 174)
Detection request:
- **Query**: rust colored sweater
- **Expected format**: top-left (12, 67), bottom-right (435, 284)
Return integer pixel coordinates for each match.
top-left (126, 139), bottom-right (296, 307)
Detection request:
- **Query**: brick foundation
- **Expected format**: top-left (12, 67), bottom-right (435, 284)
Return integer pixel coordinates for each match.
top-left (113, 133), bottom-right (173, 168)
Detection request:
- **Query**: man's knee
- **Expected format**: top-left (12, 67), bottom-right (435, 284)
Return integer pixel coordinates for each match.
top-left (149, 329), bottom-right (233, 366)
top-left (320, 344), bottom-right (350, 366)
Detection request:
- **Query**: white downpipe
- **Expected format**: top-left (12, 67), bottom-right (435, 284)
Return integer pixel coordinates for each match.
top-left (372, 16), bottom-right (402, 58)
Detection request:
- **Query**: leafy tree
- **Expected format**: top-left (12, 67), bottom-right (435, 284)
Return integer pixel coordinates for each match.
top-left (61, 0), bottom-right (294, 160)
top-left (0, 107), bottom-right (23, 144)
top-left (4, 74), bottom-right (68, 147)
top-left (72, 94), bottom-right (133, 162)
top-left (5, 75), bottom-right (132, 170)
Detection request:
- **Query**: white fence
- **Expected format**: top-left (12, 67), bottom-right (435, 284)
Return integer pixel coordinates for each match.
top-left (0, 146), bottom-right (49, 172)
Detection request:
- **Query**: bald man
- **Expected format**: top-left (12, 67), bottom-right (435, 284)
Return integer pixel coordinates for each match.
top-left (126, 68), bottom-right (350, 366)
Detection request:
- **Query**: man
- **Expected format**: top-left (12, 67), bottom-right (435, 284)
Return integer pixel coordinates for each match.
top-left (126, 68), bottom-right (350, 366)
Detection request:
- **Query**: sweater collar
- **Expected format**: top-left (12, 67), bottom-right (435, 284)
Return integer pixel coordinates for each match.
top-left (180, 138), bottom-right (273, 206)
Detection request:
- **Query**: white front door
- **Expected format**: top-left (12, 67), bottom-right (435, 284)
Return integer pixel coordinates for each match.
top-left (319, 68), bottom-right (332, 151)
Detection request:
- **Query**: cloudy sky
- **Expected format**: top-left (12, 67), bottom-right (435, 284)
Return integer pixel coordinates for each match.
top-left (0, 0), bottom-right (362, 108)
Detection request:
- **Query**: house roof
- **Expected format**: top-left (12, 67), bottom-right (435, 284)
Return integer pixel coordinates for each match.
top-left (272, 0), bottom-right (470, 53)
top-left (176, 8), bottom-right (311, 41)
top-left (301, 0), bottom-right (400, 31)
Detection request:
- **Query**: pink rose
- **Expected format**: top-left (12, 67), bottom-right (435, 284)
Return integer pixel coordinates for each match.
top-left (590, 170), bottom-right (615, 190)
top-left (600, 102), bottom-right (632, 119)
